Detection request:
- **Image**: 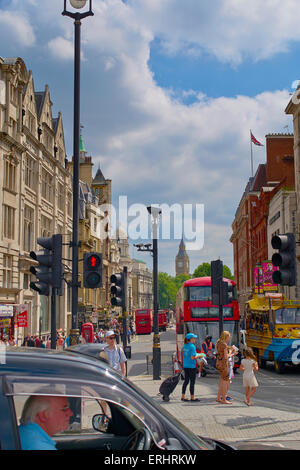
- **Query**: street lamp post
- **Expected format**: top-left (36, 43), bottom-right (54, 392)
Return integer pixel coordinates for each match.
top-left (62, 0), bottom-right (94, 345)
top-left (134, 206), bottom-right (162, 380)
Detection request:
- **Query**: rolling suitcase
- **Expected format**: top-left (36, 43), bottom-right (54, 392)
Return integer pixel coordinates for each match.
top-left (159, 372), bottom-right (181, 402)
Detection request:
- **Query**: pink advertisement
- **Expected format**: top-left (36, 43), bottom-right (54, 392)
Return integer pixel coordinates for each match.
top-left (254, 265), bottom-right (263, 293)
top-left (262, 261), bottom-right (278, 292)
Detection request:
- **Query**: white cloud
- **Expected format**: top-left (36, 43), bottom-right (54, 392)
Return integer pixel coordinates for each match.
top-left (48, 37), bottom-right (74, 60)
top-left (0, 10), bottom-right (35, 47)
top-left (131, 0), bottom-right (300, 64)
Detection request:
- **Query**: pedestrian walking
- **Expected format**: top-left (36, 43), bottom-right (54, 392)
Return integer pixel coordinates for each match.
top-left (216, 330), bottom-right (232, 404)
top-left (100, 330), bottom-right (127, 376)
top-left (240, 347), bottom-right (259, 406)
top-left (57, 335), bottom-right (64, 351)
top-left (181, 332), bottom-right (202, 402)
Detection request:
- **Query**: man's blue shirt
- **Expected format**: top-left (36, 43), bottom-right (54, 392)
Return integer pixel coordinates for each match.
top-left (182, 342), bottom-right (197, 368)
top-left (19, 422), bottom-right (57, 450)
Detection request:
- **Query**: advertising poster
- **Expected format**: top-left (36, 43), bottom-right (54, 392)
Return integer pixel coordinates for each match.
top-left (16, 305), bottom-right (28, 328)
top-left (254, 265), bottom-right (263, 293)
top-left (262, 261), bottom-right (278, 292)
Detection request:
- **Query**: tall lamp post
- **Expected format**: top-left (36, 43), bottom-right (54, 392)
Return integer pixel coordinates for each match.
top-left (62, 0), bottom-right (94, 345)
top-left (134, 206), bottom-right (162, 380)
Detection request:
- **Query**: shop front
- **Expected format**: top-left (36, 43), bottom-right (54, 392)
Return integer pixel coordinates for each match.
top-left (0, 305), bottom-right (15, 341)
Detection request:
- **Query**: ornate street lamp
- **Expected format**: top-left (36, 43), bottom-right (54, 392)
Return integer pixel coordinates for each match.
top-left (62, 1), bottom-right (94, 345)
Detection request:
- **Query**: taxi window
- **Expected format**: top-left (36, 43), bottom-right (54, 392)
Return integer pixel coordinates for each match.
top-left (5, 375), bottom-right (165, 447)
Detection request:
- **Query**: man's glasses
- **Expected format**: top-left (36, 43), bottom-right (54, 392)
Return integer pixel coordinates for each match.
top-left (107, 336), bottom-right (116, 340)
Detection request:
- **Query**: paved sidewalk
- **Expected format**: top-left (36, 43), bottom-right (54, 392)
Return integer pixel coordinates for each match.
top-left (130, 374), bottom-right (300, 448)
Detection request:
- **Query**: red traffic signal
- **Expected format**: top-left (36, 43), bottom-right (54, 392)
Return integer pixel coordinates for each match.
top-left (83, 253), bottom-right (102, 288)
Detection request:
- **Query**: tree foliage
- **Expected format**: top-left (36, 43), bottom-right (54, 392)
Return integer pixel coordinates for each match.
top-left (158, 263), bottom-right (234, 309)
top-left (192, 263), bottom-right (234, 280)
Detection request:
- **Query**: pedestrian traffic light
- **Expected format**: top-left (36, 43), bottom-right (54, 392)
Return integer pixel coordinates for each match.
top-left (211, 259), bottom-right (223, 305)
top-left (83, 252), bottom-right (102, 288)
top-left (30, 234), bottom-right (63, 295)
top-left (271, 233), bottom-right (296, 286)
top-left (110, 272), bottom-right (125, 308)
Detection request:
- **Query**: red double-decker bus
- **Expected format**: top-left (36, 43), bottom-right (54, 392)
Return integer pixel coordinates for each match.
top-left (176, 277), bottom-right (240, 364)
top-left (135, 309), bottom-right (153, 335)
top-left (158, 309), bottom-right (168, 332)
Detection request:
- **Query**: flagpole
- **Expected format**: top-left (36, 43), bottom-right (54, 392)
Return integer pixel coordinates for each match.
top-left (250, 129), bottom-right (254, 177)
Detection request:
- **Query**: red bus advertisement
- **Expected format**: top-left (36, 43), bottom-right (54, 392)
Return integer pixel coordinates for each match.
top-left (158, 309), bottom-right (168, 332)
top-left (135, 309), bottom-right (153, 334)
top-left (176, 277), bottom-right (240, 365)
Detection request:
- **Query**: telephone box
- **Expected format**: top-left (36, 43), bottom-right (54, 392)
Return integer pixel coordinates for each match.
top-left (82, 322), bottom-right (94, 343)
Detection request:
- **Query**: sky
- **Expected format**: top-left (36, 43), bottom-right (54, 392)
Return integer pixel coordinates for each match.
top-left (0, 0), bottom-right (299, 276)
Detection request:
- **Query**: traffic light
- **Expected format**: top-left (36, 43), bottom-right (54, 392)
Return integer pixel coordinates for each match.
top-left (110, 272), bottom-right (125, 308)
top-left (30, 234), bottom-right (63, 295)
top-left (83, 253), bottom-right (102, 288)
top-left (211, 259), bottom-right (223, 305)
top-left (271, 233), bottom-right (296, 286)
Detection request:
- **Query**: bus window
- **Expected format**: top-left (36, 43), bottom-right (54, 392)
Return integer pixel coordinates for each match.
top-left (296, 309), bottom-right (300, 323)
top-left (284, 308), bottom-right (297, 324)
top-left (188, 286), bottom-right (211, 301)
top-left (275, 309), bottom-right (283, 324)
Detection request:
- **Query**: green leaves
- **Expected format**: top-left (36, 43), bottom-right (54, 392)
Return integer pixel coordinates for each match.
top-left (158, 263), bottom-right (234, 309)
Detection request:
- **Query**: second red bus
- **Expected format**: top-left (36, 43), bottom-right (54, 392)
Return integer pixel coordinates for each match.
top-left (135, 309), bottom-right (153, 334)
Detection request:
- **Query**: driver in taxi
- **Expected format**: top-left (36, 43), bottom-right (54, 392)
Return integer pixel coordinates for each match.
top-left (19, 395), bottom-right (73, 450)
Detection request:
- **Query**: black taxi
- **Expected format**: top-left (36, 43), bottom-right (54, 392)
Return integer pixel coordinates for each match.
top-left (0, 347), bottom-right (234, 451)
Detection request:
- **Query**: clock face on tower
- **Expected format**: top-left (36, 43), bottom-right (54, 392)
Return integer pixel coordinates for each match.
top-left (178, 261), bottom-right (183, 267)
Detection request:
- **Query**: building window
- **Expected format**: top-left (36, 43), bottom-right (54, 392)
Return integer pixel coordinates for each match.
top-left (3, 255), bottom-right (12, 288)
top-left (41, 215), bottom-right (52, 238)
top-left (10, 83), bottom-right (18, 106)
top-left (3, 205), bottom-right (15, 239)
top-left (9, 117), bottom-right (17, 139)
top-left (24, 205), bottom-right (34, 252)
top-left (24, 155), bottom-right (36, 189)
top-left (3, 158), bottom-right (16, 192)
top-left (67, 192), bottom-right (72, 217)
top-left (41, 168), bottom-right (53, 202)
top-left (58, 182), bottom-right (64, 211)
top-left (43, 130), bottom-right (53, 152)
top-left (27, 111), bottom-right (36, 135)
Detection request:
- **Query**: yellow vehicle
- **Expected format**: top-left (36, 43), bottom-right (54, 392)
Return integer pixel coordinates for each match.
top-left (245, 294), bottom-right (300, 374)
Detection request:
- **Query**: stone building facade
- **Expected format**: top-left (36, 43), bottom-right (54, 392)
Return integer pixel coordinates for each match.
top-left (0, 57), bottom-right (73, 342)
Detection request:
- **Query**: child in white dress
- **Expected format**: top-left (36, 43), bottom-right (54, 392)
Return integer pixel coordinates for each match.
top-left (240, 347), bottom-right (258, 406)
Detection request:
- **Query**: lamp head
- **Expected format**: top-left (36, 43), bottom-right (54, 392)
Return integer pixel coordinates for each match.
top-left (147, 206), bottom-right (162, 218)
top-left (69, 0), bottom-right (87, 8)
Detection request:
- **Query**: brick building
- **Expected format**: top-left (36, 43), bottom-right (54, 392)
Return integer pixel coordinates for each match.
top-left (231, 134), bottom-right (295, 316)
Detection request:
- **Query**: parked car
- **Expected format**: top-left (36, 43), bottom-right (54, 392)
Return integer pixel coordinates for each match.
top-left (0, 347), bottom-right (236, 451)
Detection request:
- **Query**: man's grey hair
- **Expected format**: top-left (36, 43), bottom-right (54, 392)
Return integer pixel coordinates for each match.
top-left (20, 396), bottom-right (52, 425)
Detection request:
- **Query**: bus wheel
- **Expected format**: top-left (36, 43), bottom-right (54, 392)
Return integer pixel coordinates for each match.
top-left (274, 360), bottom-right (285, 374)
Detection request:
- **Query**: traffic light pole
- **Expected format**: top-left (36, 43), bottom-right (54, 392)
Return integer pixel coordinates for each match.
top-left (51, 288), bottom-right (57, 350)
top-left (218, 281), bottom-right (224, 337)
top-left (152, 221), bottom-right (161, 380)
top-left (122, 266), bottom-right (128, 351)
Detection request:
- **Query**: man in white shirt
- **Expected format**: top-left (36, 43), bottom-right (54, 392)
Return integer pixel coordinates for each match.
top-left (103, 330), bottom-right (127, 376)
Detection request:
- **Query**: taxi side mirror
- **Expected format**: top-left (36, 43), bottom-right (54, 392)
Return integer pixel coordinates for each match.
top-left (92, 414), bottom-right (112, 433)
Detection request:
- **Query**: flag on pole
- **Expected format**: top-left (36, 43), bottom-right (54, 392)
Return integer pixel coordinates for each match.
top-left (250, 131), bottom-right (264, 146)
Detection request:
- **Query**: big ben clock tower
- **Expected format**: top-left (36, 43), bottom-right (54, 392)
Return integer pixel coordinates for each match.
top-left (175, 238), bottom-right (190, 276)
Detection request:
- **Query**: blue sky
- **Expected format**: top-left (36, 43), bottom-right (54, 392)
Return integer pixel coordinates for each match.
top-left (0, 0), bottom-right (299, 276)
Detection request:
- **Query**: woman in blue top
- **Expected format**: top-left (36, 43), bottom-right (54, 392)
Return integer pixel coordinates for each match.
top-left (181, 333), bottom-right (201, 402)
